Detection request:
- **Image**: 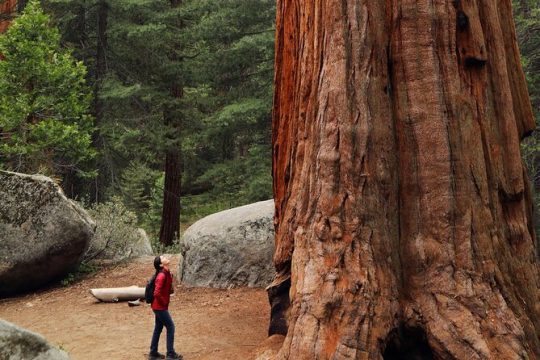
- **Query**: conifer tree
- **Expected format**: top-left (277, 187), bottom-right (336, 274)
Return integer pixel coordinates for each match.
top-left (0, 0), bottom-right (95, 181)
top-left (185, 0), bottom-right (275, 205)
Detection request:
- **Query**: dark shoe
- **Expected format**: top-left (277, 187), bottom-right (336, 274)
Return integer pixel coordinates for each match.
top-left (148, 352), bottom-right (165, 359)
top-left (166, 352), bottom-right (183, 360)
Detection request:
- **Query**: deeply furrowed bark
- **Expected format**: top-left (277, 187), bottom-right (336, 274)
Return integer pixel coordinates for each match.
top-left (269, 1), bottom-right (540, 359)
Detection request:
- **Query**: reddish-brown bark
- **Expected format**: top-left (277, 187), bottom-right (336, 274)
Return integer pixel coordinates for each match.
top-left (0, 0), bottom-right (17, 34)
top-left (158, 0), bottom-right (183, 246)
top-left (159, 147), bottom-right (182, 246)
top-left (268, 1), bottom-right (540, 359)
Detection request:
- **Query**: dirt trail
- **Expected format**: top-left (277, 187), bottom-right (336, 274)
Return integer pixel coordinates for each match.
top-left (0, 256), bottom-right (269, 360)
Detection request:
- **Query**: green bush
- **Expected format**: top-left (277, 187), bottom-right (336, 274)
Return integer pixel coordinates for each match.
top-left (84, 197), bottom-right (145, 262)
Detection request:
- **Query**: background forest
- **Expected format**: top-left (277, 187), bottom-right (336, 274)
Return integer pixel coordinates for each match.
top-left (0, 0), bottom-right (538, 248)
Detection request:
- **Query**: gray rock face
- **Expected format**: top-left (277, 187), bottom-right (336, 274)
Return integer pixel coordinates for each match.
top-left (131, 228), bottom-right (153, 257)
top-left (0, 171), bottom-right (95, 296)
top-left (0, 319), bottom-right (71, 360)
top-left (179, 200), bottom-right (275, 288)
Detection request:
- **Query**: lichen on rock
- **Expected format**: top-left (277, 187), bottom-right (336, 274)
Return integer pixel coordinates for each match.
top-left (0, 171), bottom-right (95, 297)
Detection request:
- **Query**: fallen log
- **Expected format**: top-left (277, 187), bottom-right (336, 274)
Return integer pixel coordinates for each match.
top-left (90, 286), bottom-right (145, 303)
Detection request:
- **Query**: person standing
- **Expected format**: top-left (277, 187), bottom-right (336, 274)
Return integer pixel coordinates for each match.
top-left (149, 255), bottom-right (182, 360)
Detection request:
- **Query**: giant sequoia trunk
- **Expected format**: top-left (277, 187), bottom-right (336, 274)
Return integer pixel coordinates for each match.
top-left (269, 1), bottom-right (540, 359)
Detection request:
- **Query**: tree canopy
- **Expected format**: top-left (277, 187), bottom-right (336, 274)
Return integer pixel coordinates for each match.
top-left (0, 0), bottom-right (94, 179)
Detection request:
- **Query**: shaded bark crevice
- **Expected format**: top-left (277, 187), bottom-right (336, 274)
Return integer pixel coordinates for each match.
top-left (267, 272), bottom-right (291, 336)
top-left (383, 325), bottom-right (434, 360)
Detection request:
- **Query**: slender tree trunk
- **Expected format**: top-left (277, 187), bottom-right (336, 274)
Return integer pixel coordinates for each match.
top-left (89, 0), bottom-right (108, 202)
top-left (159, 146), bottom-right (182, 246)
top-left (61, 1), bottom-right (94, 199)
top-left (268, 1), bottom-right (540, 359)
top-left (94, 1), bottom-right (108, 125)
top-left (158, 0), bottom-right (182, 246)
top-left (62, 1), bottom-right (107, 200)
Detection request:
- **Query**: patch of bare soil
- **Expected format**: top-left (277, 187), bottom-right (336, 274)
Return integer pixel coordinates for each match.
top-left (0, 256), bottom-right (269, 360)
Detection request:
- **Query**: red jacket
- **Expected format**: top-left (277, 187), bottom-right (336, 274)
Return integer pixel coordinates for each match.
top-left (151, 269), bottom-right (174, 310)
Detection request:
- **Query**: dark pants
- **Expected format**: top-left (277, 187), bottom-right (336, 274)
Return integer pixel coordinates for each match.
top-left (150, 310), bottom-right (175, 355)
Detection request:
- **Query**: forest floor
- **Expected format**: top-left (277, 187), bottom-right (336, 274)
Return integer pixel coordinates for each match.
top-left (0, 256), bottom-right (269, 360)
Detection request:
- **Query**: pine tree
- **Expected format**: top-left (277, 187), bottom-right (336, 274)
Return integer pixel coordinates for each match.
top-left (40, 0), bottom-right (276, 236)
top-left (0, 0), bottom-right (95, 181)
top-left (99, 0), bottom-right (194, 244)
top-left (185, 0), bottom-right (275, 206)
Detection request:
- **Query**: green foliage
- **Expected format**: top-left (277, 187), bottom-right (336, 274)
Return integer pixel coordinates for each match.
top-left (514, 0), bottom-right (540, 118)
top-left (151, 237), bottom-right (181, 257)
top-left (84, 197), bottom-right (144, 262)
top-left (143, 174), bottom-right (165, 239)
top-left (60, 262), bottom-right (100, 286)
top-left (180, 0), bottom-right (275, 214)
top-left (196, 144), bottom-right (272, 203)
top-left (23, 0), bottom-right (275, 237)
top-left (92, 0), bottom-right (275, 235)
top-left (514, 0), bottom-right (540, 239)
top-left (0, 1), bottom-right (95, 178)
top-left (117, 160), bottom-right (161, 221)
